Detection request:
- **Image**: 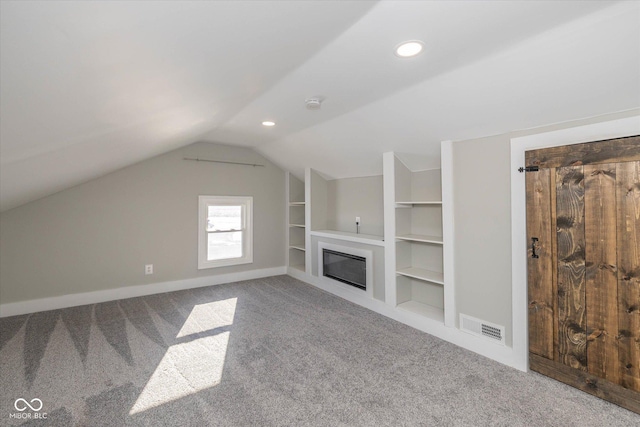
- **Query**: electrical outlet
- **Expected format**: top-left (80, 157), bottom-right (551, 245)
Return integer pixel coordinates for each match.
top-left (356, 216), bottom-right (360, 223)
top-left (145, 264), bottom-right (153, 275)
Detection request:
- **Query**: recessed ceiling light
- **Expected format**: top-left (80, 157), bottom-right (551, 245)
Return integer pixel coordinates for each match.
top-left (394, 40), bottom-right (424, 58)
top-left (262, 121), bottom-right (275, 127)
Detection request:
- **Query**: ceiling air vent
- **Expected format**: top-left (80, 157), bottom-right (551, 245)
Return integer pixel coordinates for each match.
top-left (460, 314), bottom-right (505, 346)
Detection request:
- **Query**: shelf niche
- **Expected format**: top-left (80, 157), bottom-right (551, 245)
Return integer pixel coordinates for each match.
top-left (289, 174), bottom-right (305, 204)
top-left (289, 203), bottom-right (306, 227)
top-left (384, 152), bottom-right (448, 325)
top-left (395, 204), bottom-right (442, 243)
top-left (309, 169), bottom-right (384, 239)
top-left (289, 226), bottom-right (305, 248)
top-left (396, 275), bottom-right (444, 322)
top-left (286, 172), bottom-right (307, 273)
top-left (288, 247), bottom-right (306, 273)
top-left (396, 233), bottom-right (443, 287)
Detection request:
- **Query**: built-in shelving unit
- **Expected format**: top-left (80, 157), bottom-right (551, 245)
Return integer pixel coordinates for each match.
top-left (286, 172), bottom-right (307, 273)
top-left (384, 152), bottom-right (451, 327)
top-left (287, 155), bottom-right (451, 326)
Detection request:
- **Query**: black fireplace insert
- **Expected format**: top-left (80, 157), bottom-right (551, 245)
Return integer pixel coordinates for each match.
top-left (322, 249), bottom-right (366, 290)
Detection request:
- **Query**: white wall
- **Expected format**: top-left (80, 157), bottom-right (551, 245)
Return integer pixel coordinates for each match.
top-left (326, 175), bottom-right (384, 236)
top-left (453, 135), bottom-right (513, 344)
top-left (0, 142), bottom-right (285, 304)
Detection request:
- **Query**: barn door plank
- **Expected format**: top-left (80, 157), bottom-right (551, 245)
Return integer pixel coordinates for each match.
top-left (616, 160), bottom-right (640, 392)
top-left (584, 163), bottom-right (619, 384)
top-left (526, 168), bottom-right (554, 359)
top-left (525, 135), bottom-right (640, 169)
top-left (550, 171), bottom-right (559, 362)
top-left (556, 166), bottom-right (587, 371)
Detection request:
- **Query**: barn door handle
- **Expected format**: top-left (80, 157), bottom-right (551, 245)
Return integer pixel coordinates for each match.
top-left (531, 237), bottom-right (539, 259)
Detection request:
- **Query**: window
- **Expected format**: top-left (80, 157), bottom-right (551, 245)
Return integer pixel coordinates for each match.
top-left (198, 196), bottom-right (253, 269)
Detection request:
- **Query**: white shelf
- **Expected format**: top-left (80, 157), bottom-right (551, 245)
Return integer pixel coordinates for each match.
top-left (396, 267), bottom-right (444, 285)
top-left (396, 234), bottom-right (443, 245)
top-left (289, 201), bottom-right (306, 206)
top-left (289, 224), bottom-right (306, 228)
top-left (310, 230), bottom-right (385, 247)
top-left (396, 201), bottom-right (442, 206)
top-left (289, 245), bottom-right (305, 252)
top-left (396, 301), bottom-right (444, 322)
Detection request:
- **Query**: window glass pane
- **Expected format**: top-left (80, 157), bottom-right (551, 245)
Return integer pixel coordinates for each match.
top-left (207, 231), bottom-right (243, 261)
top-left (207, 205), bottom-right (242, 231)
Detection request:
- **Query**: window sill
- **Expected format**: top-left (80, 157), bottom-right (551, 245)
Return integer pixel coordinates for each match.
top-left (198, 257), bottom-right (253, 270)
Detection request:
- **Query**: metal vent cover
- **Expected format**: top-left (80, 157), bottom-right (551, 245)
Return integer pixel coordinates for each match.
top-left (460, 314), bottom-right (506, 345)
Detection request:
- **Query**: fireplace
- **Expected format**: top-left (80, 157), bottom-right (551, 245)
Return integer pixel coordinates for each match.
top-left (317, 241), bottom-right (373, 296)
top-left (322, 249), bottom-right (366, 290)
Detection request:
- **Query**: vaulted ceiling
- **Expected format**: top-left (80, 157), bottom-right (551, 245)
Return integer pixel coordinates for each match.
top-left (1, 1), bottom-right (639, 212)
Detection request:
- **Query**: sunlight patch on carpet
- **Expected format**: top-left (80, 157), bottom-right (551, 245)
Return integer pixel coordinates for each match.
top-left (176, 298), bottom-right (237, 338)
top-left (130, 298), bottom-right (237, 414)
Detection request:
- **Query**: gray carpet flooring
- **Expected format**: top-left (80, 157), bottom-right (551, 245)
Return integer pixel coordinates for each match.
top-left (0, 275), bottom-right (638, 426)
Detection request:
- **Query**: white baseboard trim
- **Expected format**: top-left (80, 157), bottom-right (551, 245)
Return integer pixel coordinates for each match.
top-left (286, 266), bottom-right (308, 281)
top-left (0, 266), bottom-right (287, 318)
top-left (289, 271), bottom-right (519, 370)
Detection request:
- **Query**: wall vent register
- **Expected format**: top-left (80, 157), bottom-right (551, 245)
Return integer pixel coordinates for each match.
top-left (460, 314), bottom-right (505, 346)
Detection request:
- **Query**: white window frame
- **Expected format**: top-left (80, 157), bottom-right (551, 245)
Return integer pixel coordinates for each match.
top-left (198, 195), bottom-right (253, 269)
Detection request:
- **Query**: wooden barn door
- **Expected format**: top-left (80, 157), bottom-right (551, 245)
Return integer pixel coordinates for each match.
top-left (525, 135), bottom-right (640, 413)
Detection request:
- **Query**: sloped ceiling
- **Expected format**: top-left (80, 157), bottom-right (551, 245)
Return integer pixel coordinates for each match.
top-left (1, 1), bottom-right (639, 212)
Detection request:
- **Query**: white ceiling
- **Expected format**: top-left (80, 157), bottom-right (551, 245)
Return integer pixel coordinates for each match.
top-left (1, 1), bottom-right (639, 212)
